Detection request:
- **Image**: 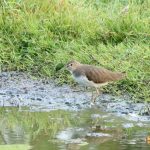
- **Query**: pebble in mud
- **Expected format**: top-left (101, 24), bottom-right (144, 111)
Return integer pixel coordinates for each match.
top-left (0, 72), bottom-right (150, 122)
top-left (86, 133), bottom-right (112, 137)
top-left (65, 102), bottom-right (72, 106)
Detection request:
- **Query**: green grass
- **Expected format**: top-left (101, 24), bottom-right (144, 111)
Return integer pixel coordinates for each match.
top-left (0, 0), bottom-right (150, 101)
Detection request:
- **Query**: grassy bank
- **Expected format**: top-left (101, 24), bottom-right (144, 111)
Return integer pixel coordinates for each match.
top-left (0, 0), bottom-right (150, 101)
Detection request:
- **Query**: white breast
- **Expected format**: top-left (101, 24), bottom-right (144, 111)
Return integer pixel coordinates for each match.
top-left (72, 75), bottom-right (108, 87)
top-left (73, 75), bottom-right (92, 86)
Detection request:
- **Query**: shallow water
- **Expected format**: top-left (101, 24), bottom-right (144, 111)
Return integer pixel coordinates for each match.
top-left (0, 107), bottom-right (150, 150)
top-left (0, 72), bottom-right (150, 149)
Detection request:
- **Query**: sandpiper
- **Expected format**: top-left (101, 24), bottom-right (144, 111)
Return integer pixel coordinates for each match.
top-left (66, 60), bottom-right (126, 103)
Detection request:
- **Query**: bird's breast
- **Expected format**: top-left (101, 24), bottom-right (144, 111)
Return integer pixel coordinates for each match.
top-left (72, 74), bottom-right (108, 87)
top-left (72, 74), bottom-right (94, 86)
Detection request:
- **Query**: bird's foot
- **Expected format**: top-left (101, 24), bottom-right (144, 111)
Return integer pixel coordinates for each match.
top-left (72, 87), bottom-right (85, 92)
top-left (89, 101), bottom-right (96, 108)
top-left (72, 89), bottom-right (82, 92)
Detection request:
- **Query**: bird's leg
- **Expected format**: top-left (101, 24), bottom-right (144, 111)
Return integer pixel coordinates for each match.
top-left (90, 88), bottom-right (102, 106)
top-left (92, 87), bottom-right (100, 103)
top-left (91, 90), bottom-right (93, 100)
top-left (96, 88), bottom-right (100, 96)
top-left (90, 88), bottom-right (95, 105)
top-left (90, 87), bottom-right (99, 104)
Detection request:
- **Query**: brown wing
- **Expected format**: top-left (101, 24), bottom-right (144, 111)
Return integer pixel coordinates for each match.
top-left (80, 65), bottom-right (125, 84)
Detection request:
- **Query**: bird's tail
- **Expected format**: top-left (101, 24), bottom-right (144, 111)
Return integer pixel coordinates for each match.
top-left (112, 71), bottom-right (127, 81)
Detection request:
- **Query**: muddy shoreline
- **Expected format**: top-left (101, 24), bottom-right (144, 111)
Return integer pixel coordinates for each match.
top-left (0, 72), bottom-right (149, 121)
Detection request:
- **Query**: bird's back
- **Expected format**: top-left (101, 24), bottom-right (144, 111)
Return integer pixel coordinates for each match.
top-left (73, 64), bottom-right (125, 84)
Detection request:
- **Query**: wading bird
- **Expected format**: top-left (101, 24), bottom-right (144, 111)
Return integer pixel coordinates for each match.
top-left (66, 60), bottom-right (125, 104)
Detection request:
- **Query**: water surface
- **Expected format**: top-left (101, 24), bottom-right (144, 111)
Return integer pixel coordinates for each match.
top-left (0, 107), bottom-right (150, 150)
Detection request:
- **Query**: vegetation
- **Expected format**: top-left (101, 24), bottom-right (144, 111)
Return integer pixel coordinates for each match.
top-left (0, 0), bottom-right (149, 101)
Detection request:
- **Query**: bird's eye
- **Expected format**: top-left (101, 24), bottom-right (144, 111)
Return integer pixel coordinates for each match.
top-left (70, 64), bottom-right (73, 66)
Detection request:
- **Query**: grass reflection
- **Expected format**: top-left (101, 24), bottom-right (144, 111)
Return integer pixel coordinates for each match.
top-left (0, 107), bottom-right (75, 140)
top-left (0, 107), bottom-right (150, 150)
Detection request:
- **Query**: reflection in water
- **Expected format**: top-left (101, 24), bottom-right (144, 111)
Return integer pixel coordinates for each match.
top-left (0, 107), bottom-right (149, 150)
top-left (1, 125), bottom-right (30, 144)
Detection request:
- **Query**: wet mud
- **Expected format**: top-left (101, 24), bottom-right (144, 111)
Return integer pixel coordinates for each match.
top-left (0, 72), bottom-right (149, 122)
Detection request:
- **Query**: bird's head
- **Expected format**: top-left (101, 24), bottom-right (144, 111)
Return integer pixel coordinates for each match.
top-left (66, 60), bottom-right (81, 72)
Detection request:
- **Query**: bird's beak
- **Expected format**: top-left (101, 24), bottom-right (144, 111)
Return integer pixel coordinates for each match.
top-left (65, 64), bottom-right (69, 69)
